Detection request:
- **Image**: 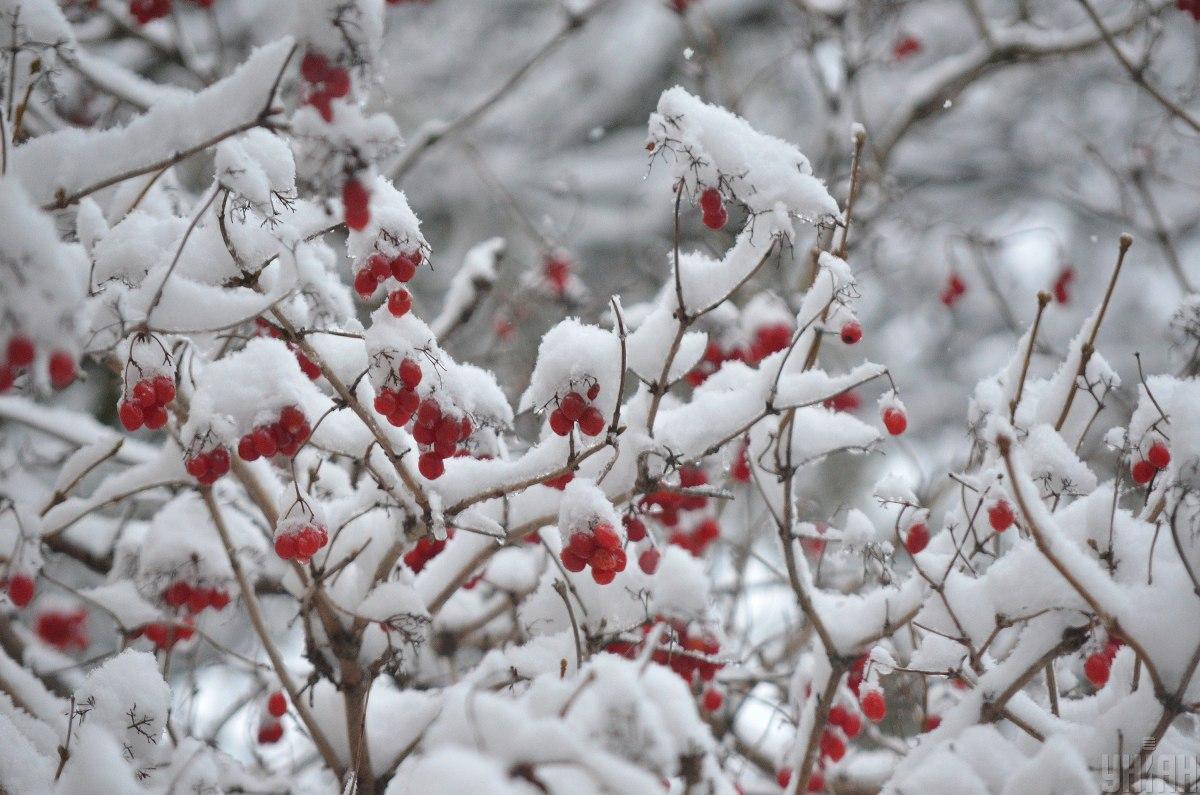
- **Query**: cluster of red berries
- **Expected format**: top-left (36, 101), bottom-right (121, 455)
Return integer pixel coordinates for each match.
top-left (129, 0), bottom-right (211, 24)
top-left (904, 520), bottom-right (930, 555)
top-left (775, 767), bottom-right (826, 792)
top-left (184, 445), bottom-right (231, 485)
top-left (606, 618), bottom-right (724, 684)
top-left (118, 374), bottom-right (176, 431)
top-left (561, 522), bottom-right (628, 584)
top-left (354, 248), bottom-right (423, 302)
top-left (162, 580), bottom-right (231, 613)
top-left (543, 252), bottom-right (572, 297)
top-left (670, 518), bottom-right (721, 557)
top-left (882, 405), bottom-right (908, 435)
top-left (827, 703), bottom-right (864, 741)
top-left (1052, 266), bottom-right (1075, 304)
top-left (255, 319), bottom-right (321, 380)
top-left (0, 335), bottom-right (76, 392)
top-left (412, 399), bottom-right (472, 480)
top-left (258, 690), bottom-right (288, 744)
top-left (343, 179), bottom-right (371, 231)
top-left (987, 499), bottom-right (1014, 533)
top-left (746, 323), bottom-right (792, 365)
top-left (1178, 1), bottom-right (1200, 22)
top-left (548, 384), bottom-right (605, 437)
top-left (373, 357), bottom-right (423, 422)
top-left (274, 522), bottom-right (329, 564)
top-left (1083, 637), bottom-right (1124, 688)
top-left (940, 272), bottom-right (967, 307)
top-left (236, 406), bottom-right (311, 461)
top-left (300, 52), bottom-right (350, 123)
top-left (36, 608), bottom-right (89, 652)
top-left (134, 620), bottom-right (195, 651)
top-left (403, 530), bottom-right (453, 573)
top-left (1131, 440), bottom-right (1170, 486)
top-left (686, 341), bottom-right (741, 387)
top-left (893, 34), bottom-right (922, 60)
top-left (698, 187), bottom-right (727, 231)
top-left (3, 573), bottom-right (35, 607)
top-left (823, 390), bottom-right (861, 413)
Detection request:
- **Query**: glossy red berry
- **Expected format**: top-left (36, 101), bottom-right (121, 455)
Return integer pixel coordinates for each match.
top-left (418, 452), bottom-right (445, 480)
top-left (398, 358), bottom-right (423, 389)
top-left (702, 205), bottom-right (728, 231)
top-left (578, 406), bottom-right (605, 437)
top-left (861, 689), bottom-right (886, 722)
top-left (882, 407), bottom-right (907, 436)
top-left (48, 351), bottom-right (76, 388)
top-left (257, 721), bottom-right (284, 744)
top-left (623, 516), bottom-right (646, 542)
top-left (6, 574), bottom-right (35, 608)
top-left (987, 500), bottom-right (1014, 533)
top-left (391, 253), bottom-right (417, 282)
top-left (638, 548), bottom-right (660, 574)
top-left (559, 392), bottom-right (586, 422)
top-left (1084, 652), bottom-right (1110, 688)
top-left (119, 401), bottom-right (144, 431)
top-left (819, 730), bottom-right (846, 762)
top-left (701, 688), bottom-right (723, 712)
top-left (905, 523), bottom-right (929, 555)
top-left (6, 336), bottom-right (34, 367)
top-left (143, 405), bottom-right (168, 430)
top-left (1131, 459), bottom-right (1155, 486)
top-left (839, 321), bottom-right (862, 345)
top-left (1147, 441), bottom-right (1170, 470)
top-left (354, 269), bottom-right (379, 298)
top-left (387, 289), bottom-right (413, 317)
top-left (343, 179), bottom-right (371, 231)
top-left (267, 690), bottom-right (287, 718)
top-left (549, 408), bottom-right (572, 436)
top-left (776, 769), bottom-right (792, 788)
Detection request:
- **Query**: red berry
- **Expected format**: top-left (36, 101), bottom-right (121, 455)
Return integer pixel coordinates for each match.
top-left (587, 383), bottom-right (600, 401)
top-left (561, 550), bottom-right (587, 572)
top-left (699, 187), bottom-right (723, 214)
top-left (398, 358), bottom-right (423, 389)
top-left (391, 254), bottom-right (417, 282)
top-left (623, 516), bottom-right (646, 542)
top-left (48, 351), bottom-right (76, 388)
top-left (549, 408), bottom-right (572, 436)
top-left (143, 405), bottom-right (168, 430)
top-left (808, 771), bottom-right (825, 792)
top-left (905, 523), bottom-right (930, 555)
top-left (374, 390), bottom-right (397, 416)
top-left (819, 730), bottom-right (846, 762)
top-left (210, 590), bottom-right (230, 610)
top-left (163, 581), bottom-right (191, 608)
top-left (343, 179), bottom-right (371, 231)
top-left (237, 436), bottom-right (260, 461)
top-left (1131, 459), bottom-right (1155, 486)
top-left (1084, 652), bottom-right (1110, 688)
top-left (839, 321), bottom-right (862, 345)
top-left (296, 528), bottom-right (322, 559)
top-left (187, 587), bottom-right (210, 614)
top-left (701, 688), bottom-right (723, 711)
top-left (702, 205), bottom-right (728, 231)
top-left (860, 689), bottom-right (886, 722)
top-left (153, 375), bottom-right (176, 405)
top-left (567, 532), bottom-right (595, 559)
top-left (559, 392), bottom-right (586, 422)
top-left (301, 52), bottom-right (329, 83)
top-left (274, 533), bottom-right (298, 560)
top-left (387, 289), bottom-right (413, 317)
top-left (987, 500), bottom-right (1014, 533)
top-left (7, 574), bottom-right (35, 608)
top-left (280, 406), bottom-right (306, 434)
top-left (882, 407), bottom-right (907, 436)
top-left (354, 269), bottom-right (379, 298)
top-left (6, 336), bottom-right (34, 367)
top-left (118, 401), bottom-right (144, 431)
top-left (267, 691), bottom-right (287, 718)
top-left (578, 406), bottom-right (605, 437)
top-left (133, 379), bottom-right (157, 408)
top-left (776, 769), bottom-right (792, 788)
top-left (1147, 441), bottom-right (1170, 470)
top-left (592, 523), bottom-right (621, 552)
top-left (638, 548), bottom-right (660, 574)
top-left (0, 365), bottom-right (13, 392)
top-left (325, 67), bottom-right (350, 98)
top-left (416, 399), bottom-right (442, 428)
top-left (368, 253), bottom-right (392, 281)
top-left (592, 567), bottom-right (616, 585)
top-left (257, 721), bottom-right (284, 744)
top-left (922, 714), bottom-right (942, 732)
top-left (418, 452), bottom-right (445, 480)
top-left (840, 710), bottom-right (862, 738)
top-left (252, 428), bottom-right (277, 457)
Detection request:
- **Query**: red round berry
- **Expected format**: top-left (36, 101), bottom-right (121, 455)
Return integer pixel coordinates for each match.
top-left (267, 691), bottom-right (287, 718)
top-left (119, 401), bottom-right (144, 431)
top-left (1131, 459), bottom-right (1155, 486)
top-left (559, 391), bottom-right (586, 422)
top-left (699, 187), bottom-right (723, 214)
top-left (48, 351), bottom-right (76, 388)
top-left (591, 567), bottom-right (616, 585)
top-left (701, 688), bottom-right (723, 712)
top-left (905, 523), bottom-right (930, 555)
top-left (354, 269), bottom-right (379, 298)
top-left (776, 769), bottom-right (792, 788)
top-left (549, 408), bottom-right (572, 436)
top-left (374, 390), bottom-right (397, 416)
top-left (819, 730), bottom-right (846, 762)
top-left (398, 358), bottom-right (423, 389)
top-left (578, 406), bottom-right (605, 437)
top-left (6, 574), bottom-right (35, 608)
top-left (274, 533), bottom-right (298, 560)
top-left (839, 321), bottom-right (862, 345)
top-left (343, 179), bottom-right (371, 231)
top-left (418, 452), bottom-right (445, 480)
top-left (6, 336), bottom-right (34, 368)
top-left (882, 407), bottom-right (907, 436)
top-left (561, 550), bottom-right (587, 572)
top-left (257, 721), bottom-right (284, 744)
top-left (152, 375), bottom-right (176, 405)
top-left (1147, 441), bottom-right (1170, 470)
top-left (587, 383), bottom-right (600, 401)
top-left (623, 516), bottom-right (646, 542)
top-left (368, 253), bottom-right (392, 281)
top-left (387, 289), bottom-right (413, 317)
top-left (638, 548), bottom-right (660, 574)
top-left (592, 523), bottom-right (621, 552)
top-left (860, 689), bottom-right (887, 722)
top-left (391, 254), bottom-right (417, 282)
top-left (1084, 652), bottom-right (1110, 688)
top-left (988, 500), bottom-right (1014, 533)
top-left (143, 405), bottom-right (168, 430)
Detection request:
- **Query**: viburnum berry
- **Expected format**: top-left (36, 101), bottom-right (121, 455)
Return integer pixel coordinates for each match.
top-left (404, 531), bottom-right (453, 573)
top-left (6, 336), bottom-right (35, 368)
top-left (839, 321), bottom-right (862, 345)
top-left (562, 521), bottom-right (627, 584)
top-left (48, 351), bottom-right (77, 389)
top-left (987, 500), bottom-right (1014, 533)
top-left (398, 358), bottom-right (423, 389)
top-left (940, 272), bottom-right (967, 306)
top-left (184, 446), bottom-right (230, 485)
top-left (819, 729), bottom-right (846, 762)
top-left (860, 689), bottom-right (887, 722)
top-left (6, 573), bottom-right (35, 608)
top-left (882, 406), bottom-right (907, 436)
top-left (808, 770), bottom-right (825, 792)
top-left (300, 51), bottom-right (351, 122)
top-left (354, 268), bottom-right (379, 298)
top-left (237, 407), bottom-right (310, 461)
top-left (274, 522), bottom-right (329, 564)
top-left (922, 714), bottom-right (942, 732)
top-left (418, 451), bottom-right (445, 480)
top-left (1052, 266), bottom-right (1075, 304)
top-left (638, 548), bottom-right (660, 574)
top-left (1147, 441), bottom-right (1170, 470)
top-left (387, 289), bottom-right (413, 317)
top-left (257, 721), bottom-right (284, 744)
top-left (828, 704), bottom-right (861, 738)
top-left (36, 608), bottom-right (89, 651)
top-left (699, 187), bottom-right (727, 230)
top-left (904, 522), bottom-right (930, 555)
top-left (623, 515), bottom-right (646, 542)
top-left (119, 401), bottom-right (145, 431)
top-left (129, 0), bottom-right (171, 24)
top-left (578, 406), bottom-right (605, 436)
top-left (1084, 651), bottom-right (1111, 688)
top-left (343, 179), bottom-right (371, 231)
top-left (776, 769), bottom-right (792, 788)
top-left (824, 390), bottom-right (860, 412)
top-left (267, 690), bottom-right (287, 718)
top-left (747, 323), bottom-right (792, 364)
top-left (701, 687), bottom-right (723, 712)
top-left (1131, 459), bottom-right (1155, 486)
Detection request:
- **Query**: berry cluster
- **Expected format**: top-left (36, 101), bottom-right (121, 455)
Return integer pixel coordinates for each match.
top-left (0, 335), bottom-right (76, 392)
top-left (412, 399), bottom-right (472, 480)
top-left (354, 248), bottom-right (423, 301)
top-left (373, 357), bottom-right (424, 424)
top-left (300, 52), bottom-right (350, 123)
top-left (3, 573), bottom-right (35, 607)
top-left (255, 319), bottom-right (320, 380)
top-left (135, 621), bottom-right (195, 651)
top-left (184, 445), bottom-right (231, 485)
top-left (118, 374), bottom-right (176, 431)
top-left (162, 580), bottom-right (231, 614)
top-left (257, 690), bottom-right (288, 745)
top-left (606, 618), bottom-right (724, 684)
top-left (639, 468), bottom-right (722, 557)
top-left (548, 384), bottom-right (605, 437)
top-left (236, 406), bottom-right (311, 461)
top-left (543, 252), bottom-right (572, 297)
top-left (343, 178), bottom-right (371, 231)
top-left (1083, 637), bottom-right (1124, 688)
top-left (561, 521), bottom-right (627, 584)
top-left (273, 522), bottom-right (329, 564)
top-left (1180, 0), bottom-right (1200, 20)
top-left (36, 608), bottom-right (89, 652)
top-left (403, 530), bottom-right (454, 573)
top-left (698, 187), bottom-right (727, 230)
top-left (940, 272), bottom-right (966, 307)
top-left (1131, 440), bottom-right (1170, 486)
top-left (1052, 266), bottom-right (1075, 304)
